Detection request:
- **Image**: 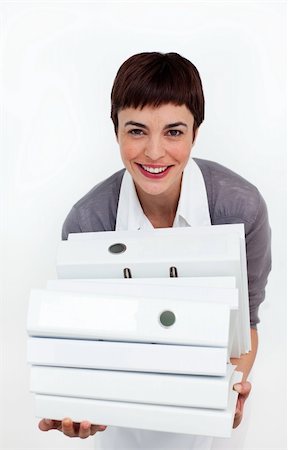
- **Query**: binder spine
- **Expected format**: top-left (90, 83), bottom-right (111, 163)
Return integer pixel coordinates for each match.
top-left (27, 337), bottom-right (228, 376)
top-left (27, 289), bottom-right (231, 347)
top-left (30, 365), bottom-right (235, 409)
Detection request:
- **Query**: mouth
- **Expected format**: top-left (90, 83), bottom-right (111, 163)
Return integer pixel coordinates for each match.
top-left (136, 163), bottom-right (172, 179)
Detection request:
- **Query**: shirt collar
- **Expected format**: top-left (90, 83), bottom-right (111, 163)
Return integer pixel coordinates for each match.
top-left (174, 157), bottom-right (211, 227)
top-left (115, 171), bottom-right (153, 231)
top-left (115, 158), bottom-right (211, 231)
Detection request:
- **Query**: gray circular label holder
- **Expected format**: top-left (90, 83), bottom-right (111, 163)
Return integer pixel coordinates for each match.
top-left (108, 243), bottom-right (127, 254)
top-left (159, 310), bottom-right (176, 328)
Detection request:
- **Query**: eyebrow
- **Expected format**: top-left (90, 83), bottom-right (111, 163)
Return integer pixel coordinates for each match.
top-left (124, 121), bottom-right (148, 129)
top-left (164, 122), bottom-right (188, 129)
top-left (124, 121), bottom-right (188, 129)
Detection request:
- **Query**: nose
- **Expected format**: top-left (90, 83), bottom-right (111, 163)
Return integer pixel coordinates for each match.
top-left (144, 136), bottom-right (166, 161)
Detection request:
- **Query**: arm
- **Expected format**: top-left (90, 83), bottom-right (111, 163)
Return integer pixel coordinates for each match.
top-left (231, 328), bottom-right (258, 382)
top-left (231, 328), bottom-right (258, 428)
top-left (230, 190), bottom-right (271, 428)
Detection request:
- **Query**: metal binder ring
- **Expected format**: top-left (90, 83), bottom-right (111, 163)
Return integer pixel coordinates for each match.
top-left (169, 267), bottom-right (178, 278)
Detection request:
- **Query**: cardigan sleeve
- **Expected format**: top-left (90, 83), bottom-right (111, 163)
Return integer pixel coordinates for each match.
top-left (245, 191), bottom-right (272, 328)
top-left (62, 206), bottom-right (83, 240)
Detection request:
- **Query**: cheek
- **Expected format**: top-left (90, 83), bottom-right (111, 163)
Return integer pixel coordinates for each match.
top-left (119, 139), bottom-right (143, 161)
top-left (169, 142), bottom-right (192, 163)
top-left (120, 146), bottom-right (135, 162)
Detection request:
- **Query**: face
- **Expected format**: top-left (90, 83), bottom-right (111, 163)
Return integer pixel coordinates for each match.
top-left (117, 103), bottom-right (197, 200)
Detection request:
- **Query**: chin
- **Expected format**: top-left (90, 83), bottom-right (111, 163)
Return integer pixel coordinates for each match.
top-left (138, 185), bottom-right (170, 197)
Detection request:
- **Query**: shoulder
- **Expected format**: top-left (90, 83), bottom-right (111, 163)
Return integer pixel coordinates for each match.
top-left (194, 158), bottom-right (265, 229)
top-left (62, 169), bottom-right (125, 239)
top-left (74, 169), bottom-right (125, 211)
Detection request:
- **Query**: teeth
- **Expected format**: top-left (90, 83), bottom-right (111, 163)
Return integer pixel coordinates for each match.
top-left (141, 165), bottom-right (168, 174)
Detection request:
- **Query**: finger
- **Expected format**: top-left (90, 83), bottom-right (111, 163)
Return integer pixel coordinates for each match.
top-left (233, 392), bottom-right (247, 429)
top-left (62, 418), bottom-right (77, 437)
top-left (233, 410), bottom-right (242, 429)
top-left (233, 397), bottom-right (242, 427)
top-left (241, 381), bottom-right (252, 398)
top-left (38, 419), bottom-right (52, 432)
top-left (235, 397), bottom-right (241, 411)
top-left (38, 418), bottom-right (62, 431)
top-left (91, 425), bottom-right (107, 435)
top-left (236, 393), bottom-right (245, 413)
top-left (79, 421), bottom-right (92, 439)
top-left (233, 383), bottom-right (242, 393)
top-left (233, 381), bottom-right (251, 398)
top-left (236, 396), bottom-right (244, 416)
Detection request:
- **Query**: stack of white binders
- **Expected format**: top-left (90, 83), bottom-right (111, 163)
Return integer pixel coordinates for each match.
top-left (27, 224), bottom-right (250, 437)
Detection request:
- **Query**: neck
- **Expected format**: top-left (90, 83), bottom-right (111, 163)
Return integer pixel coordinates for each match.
top-left (135, 181), bottom-right (182, 228)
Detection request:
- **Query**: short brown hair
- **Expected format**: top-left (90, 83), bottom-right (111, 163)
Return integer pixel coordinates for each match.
top-left (111, 52), bottom-right (204, 137)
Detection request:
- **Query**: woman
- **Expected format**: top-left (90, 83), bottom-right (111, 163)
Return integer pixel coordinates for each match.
top-left (39, 52), bottom-right (271, 449)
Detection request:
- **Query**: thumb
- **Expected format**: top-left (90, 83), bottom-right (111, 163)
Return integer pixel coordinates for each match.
top-left (233, 381), bottom-right (251, 396)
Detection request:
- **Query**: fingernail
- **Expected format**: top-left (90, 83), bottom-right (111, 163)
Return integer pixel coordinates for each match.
top-left (99, 425), bottom-right (107, 431)
top-left (83, 422), bottom-right (91, 430)
top-left (44, 419), bottom-right (52, 425)
top-left (234, 384), bottom-right (242, 393)
top-left (63, 418), bottom-right (71, 426)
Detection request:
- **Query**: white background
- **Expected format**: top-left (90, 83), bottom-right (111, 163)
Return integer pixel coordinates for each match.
top-left (0, 1), bottom-right (286, 449)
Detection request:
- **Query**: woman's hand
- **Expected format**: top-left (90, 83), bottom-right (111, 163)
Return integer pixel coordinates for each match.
top-left (233, 381), bottom-right (252, 428)
top-left (38, 418), bottom-right (107, 439)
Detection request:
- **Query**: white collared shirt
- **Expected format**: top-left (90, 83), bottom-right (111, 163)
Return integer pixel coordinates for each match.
top-left (115, 157), bottom-right (211, 230)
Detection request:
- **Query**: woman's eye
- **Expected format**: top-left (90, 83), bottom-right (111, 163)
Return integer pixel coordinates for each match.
top-left (129, 129), bottom-right (144, 136)
top-left (167, 130), bottom-right (182, 137)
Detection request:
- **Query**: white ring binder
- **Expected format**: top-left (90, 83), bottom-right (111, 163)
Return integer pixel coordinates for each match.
top-left (27, 225), bottom-right (248, 438)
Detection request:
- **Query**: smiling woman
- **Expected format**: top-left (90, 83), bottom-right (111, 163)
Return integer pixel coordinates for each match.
top-left (40, 52), bottom-right (271, 450)
top-left (117, 104), bottom-right (196, 226)
top-left (110, 52), bottom-right (203, 227)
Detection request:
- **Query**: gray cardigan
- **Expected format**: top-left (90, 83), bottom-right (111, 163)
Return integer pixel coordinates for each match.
top-left (62, 158), bottom-right (271, 328)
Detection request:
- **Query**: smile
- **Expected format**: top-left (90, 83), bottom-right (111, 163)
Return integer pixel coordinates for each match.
top-left (141, 165), bottom-right (168, 174)
top-left (136, 163), bottom-right (172, 179)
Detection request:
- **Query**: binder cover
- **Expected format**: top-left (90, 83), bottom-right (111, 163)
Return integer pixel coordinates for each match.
top-left (56, 231), bottom-right (241, 281)
top-left (34, 371), bottom-right (242, 437)
top-left (46, 280), bottom-right (238, 309)
top-left (47, 276), bottom-right (237, 290)
top-left (46, 277), bottom-right (239, 358)
top-left (27, 289), bottom-right (230, 347)
top-left (27, 337), bottom-right (228, 376)
top-left (30, 364), bottom-right (236, 409)
top-left (67, 224), bottom-right (244, 242)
